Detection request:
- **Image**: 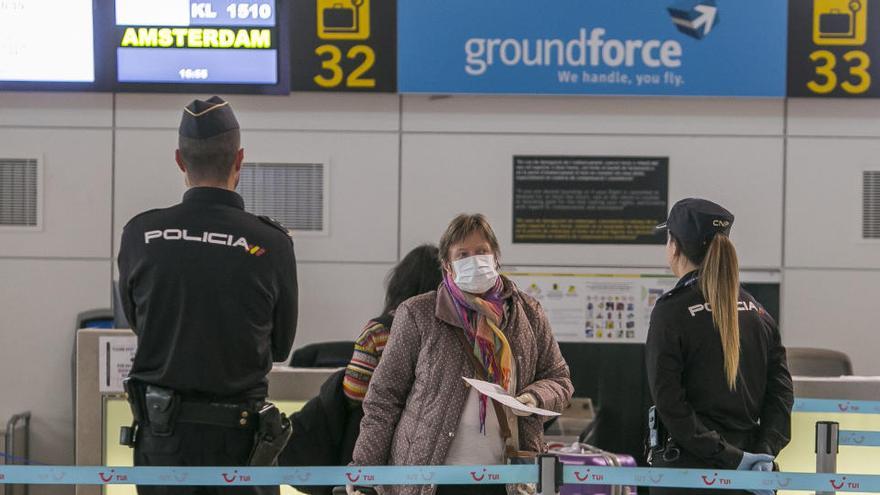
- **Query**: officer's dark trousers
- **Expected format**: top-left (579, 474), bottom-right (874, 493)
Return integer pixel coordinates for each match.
top-left (134, 422), bottom-right (279, 495)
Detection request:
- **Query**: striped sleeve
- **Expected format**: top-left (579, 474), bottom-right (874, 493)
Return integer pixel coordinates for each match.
top-left (343, 321), bottom-right (391, 402)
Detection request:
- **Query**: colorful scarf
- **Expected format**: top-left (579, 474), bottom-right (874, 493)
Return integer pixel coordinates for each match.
top-left (443, 273), bottom-right (514, 433)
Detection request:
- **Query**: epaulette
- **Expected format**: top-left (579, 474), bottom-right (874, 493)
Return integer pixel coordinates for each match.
top-left (258, 216), bottom-right (293, 241)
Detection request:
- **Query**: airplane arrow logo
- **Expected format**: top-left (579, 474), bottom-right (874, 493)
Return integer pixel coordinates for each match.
top-left (668, 1), bottom-right (720, 40)
top-left (692, 5), bottom-right (717, 35)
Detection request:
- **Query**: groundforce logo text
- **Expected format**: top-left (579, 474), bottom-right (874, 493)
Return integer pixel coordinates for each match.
top-left (144, 229), bottom-right (266, 256)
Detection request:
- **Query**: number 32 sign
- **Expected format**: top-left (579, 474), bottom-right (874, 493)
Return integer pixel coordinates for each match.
top-left (290, 0), bottom-right (397, 92)
top-left (788, 0), bottom-right (878, 97)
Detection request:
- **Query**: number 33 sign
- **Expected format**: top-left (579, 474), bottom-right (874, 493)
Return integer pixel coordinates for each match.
top-left (290, 0), bottom-right (397, 92)
top-left (788, 0), bottom-right (878, 97)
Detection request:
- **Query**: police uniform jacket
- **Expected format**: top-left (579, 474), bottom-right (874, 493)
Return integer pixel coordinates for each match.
top-left (646, 270), bottom-right (793, 469)
top-left (118, 187), bottom-right (298, 400)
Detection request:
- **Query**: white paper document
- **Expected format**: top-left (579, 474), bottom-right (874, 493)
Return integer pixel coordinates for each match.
top-left (463, 377), bottom-right (561, 417)
top-left (99, 336), bottom-right (138, 393)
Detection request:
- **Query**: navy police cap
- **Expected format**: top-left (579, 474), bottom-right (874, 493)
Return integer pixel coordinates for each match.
top-left (656, 198), bottom-right (734, 258)
top-left (179, 96), bottom-right (240, 139)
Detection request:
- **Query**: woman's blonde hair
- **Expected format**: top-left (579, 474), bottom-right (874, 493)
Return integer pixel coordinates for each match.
top-left (698, 234), bottom-right (741, 390)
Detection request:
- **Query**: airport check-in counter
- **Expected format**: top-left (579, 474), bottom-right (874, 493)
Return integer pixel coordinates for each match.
top-left (75, 329), bottom-right (336, 495)
top-left (776, 376), bottom-right (880, 484)
top-left (77, 329), bottom-right (880, 495)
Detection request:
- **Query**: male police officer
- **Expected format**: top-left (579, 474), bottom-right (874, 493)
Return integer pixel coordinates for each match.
top-left (118, 96), bottom-right (298, 495)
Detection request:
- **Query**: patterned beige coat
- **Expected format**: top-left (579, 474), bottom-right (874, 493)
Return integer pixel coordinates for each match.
top-left (352, 277), bottom-right (574, 495)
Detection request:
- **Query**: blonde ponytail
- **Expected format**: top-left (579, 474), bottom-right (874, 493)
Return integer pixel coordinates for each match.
top-left (699, 235), bottom-right (740, 390)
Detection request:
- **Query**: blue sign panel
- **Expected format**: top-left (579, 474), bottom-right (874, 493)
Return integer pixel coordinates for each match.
top-left (398, 0), bottom-right (788, 97)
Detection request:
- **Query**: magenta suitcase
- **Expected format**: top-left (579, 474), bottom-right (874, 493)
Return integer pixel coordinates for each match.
top-left (549, 443), bottom-right (637, 495)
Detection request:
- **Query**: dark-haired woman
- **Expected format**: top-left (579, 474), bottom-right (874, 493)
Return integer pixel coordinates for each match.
top-left (343, 244), bottom-right (444, 403)
top-left (646, 198), bottom-right (794, 495)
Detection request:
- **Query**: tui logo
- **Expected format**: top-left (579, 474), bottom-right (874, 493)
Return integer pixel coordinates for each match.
top-left (469, 468), bottom-right (500, 483)
top-left (98, 469), bottom-right (128, 483)
top-left (346, 470), bottom-right (375, 483)
top-left (701, 474), bottom-right (718, 486)
top-left (221, 470), bottom-right (252, 484)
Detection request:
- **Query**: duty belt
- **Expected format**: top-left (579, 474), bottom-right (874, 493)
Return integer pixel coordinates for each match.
top-left (176, 401), bottom-right (259, 430)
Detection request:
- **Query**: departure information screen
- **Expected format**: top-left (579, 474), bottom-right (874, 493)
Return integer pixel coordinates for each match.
top-left (114, 0), bottom-right (281, 87)
top-left (0, 0), bottom-right (95, 83)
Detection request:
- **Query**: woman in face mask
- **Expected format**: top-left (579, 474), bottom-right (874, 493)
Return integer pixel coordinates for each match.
top-left (350, 213), bottom-right (573, 495)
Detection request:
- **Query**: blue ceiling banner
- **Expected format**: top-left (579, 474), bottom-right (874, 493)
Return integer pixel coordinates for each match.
top-left (397, 0), bottom-right (788, 97)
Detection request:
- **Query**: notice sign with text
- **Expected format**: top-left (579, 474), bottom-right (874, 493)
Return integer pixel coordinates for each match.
top-left (513, 156), bottom-right (669, 244)
top-left (98, 335), bottom-right (137, 393)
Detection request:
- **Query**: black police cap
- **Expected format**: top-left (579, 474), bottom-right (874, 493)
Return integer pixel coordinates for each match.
top-left (179, 96), bottom-right (240, 139)
top-left (656, 198), bottom-right (734, 258)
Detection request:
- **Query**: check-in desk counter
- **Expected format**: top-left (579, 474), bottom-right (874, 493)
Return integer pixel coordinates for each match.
top-left (75, 329), bottom-right (337, 495)
top-left (776, 376), bottom-right (880, 494)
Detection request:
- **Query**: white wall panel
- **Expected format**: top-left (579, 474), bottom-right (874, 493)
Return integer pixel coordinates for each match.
top-left (116, 93), bottom-right (400, 132)
top-left (114, 130), bottom-right (399, 263)
top-left (0, 259), bottom-right (110, 472)
top-left (0, 128), bottom-right (112, 258)
top-left (786, 138), bottom-right (880, 268)
top-left (0, 92), bottom-right (112, 128)
top-left (292, 262), bottom-right (391, 349)
top-left (245, 131), bottom-right (399, 262)
top-left (401, 134), bottom-right (783, 268)
top-left (403, 96), bottom-right (784, 136)
top-left (788, 98), bottom-right (880, 137)
top-left (782, 269), bottom-right (880, 375)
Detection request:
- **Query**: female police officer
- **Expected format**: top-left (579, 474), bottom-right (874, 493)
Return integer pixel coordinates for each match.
top-left (646, 198), bottom-right (794, 495)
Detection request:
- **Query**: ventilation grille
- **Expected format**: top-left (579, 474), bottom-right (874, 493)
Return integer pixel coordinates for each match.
top-left (865, 170), bottom-right (880, 239)
top-left (0, 158), bottom-right (39, 227)
top-left (238, 162), bottom-right (327, 233)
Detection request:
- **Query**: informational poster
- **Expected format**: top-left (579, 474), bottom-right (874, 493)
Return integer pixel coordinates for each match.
top-left (0, 0), bottom-right (95, 82)
top-left (506, 268), bottom-right (782, 344)
top-left (291, 0), bottom-right (397, 92)
top-left (98, 336), bottom-right (137, 393)
top-left (506, 268), bottom-right (677, 343)
top-left (513, 156), bottom-right (668, 244)
top-left (398, 0), bottom-right (788, 97)
top-left (788, 0), bottom-right (879, 97)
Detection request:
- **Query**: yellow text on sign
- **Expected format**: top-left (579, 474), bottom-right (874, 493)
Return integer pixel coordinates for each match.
top-left (807, 50), bottom-right (871, 94)
top-left (313, 44), bottom-right (376, 89)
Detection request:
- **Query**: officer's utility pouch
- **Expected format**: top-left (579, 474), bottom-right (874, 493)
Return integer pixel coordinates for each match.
top-left (248, 403), bottom-right (292, 466)
top-left (145, 385), bottom-right (181, 437)
top-left (647, 406), bottom-right (678, 464)
top-left (120, 378), bottom-right (145, 448)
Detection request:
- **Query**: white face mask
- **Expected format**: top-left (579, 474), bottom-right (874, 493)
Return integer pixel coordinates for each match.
top-left (452, 255), bottom-right (499, 294)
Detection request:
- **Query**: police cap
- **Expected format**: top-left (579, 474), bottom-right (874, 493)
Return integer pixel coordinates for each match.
top-left (656, 198), bottom-right (734, 258)
top-left (179, 96), bottom-right (240, 139)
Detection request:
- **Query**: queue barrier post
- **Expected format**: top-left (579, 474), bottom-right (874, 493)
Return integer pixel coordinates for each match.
top-left (816, 421), bottom-right (840, 495)
top-left (537, 454), bottom-right (561, 495)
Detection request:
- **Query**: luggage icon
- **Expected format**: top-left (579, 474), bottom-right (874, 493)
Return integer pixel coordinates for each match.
top-left (813, 0), bottom-right (866, 45)
top-left (317, 0), bottom-right (370, 40)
